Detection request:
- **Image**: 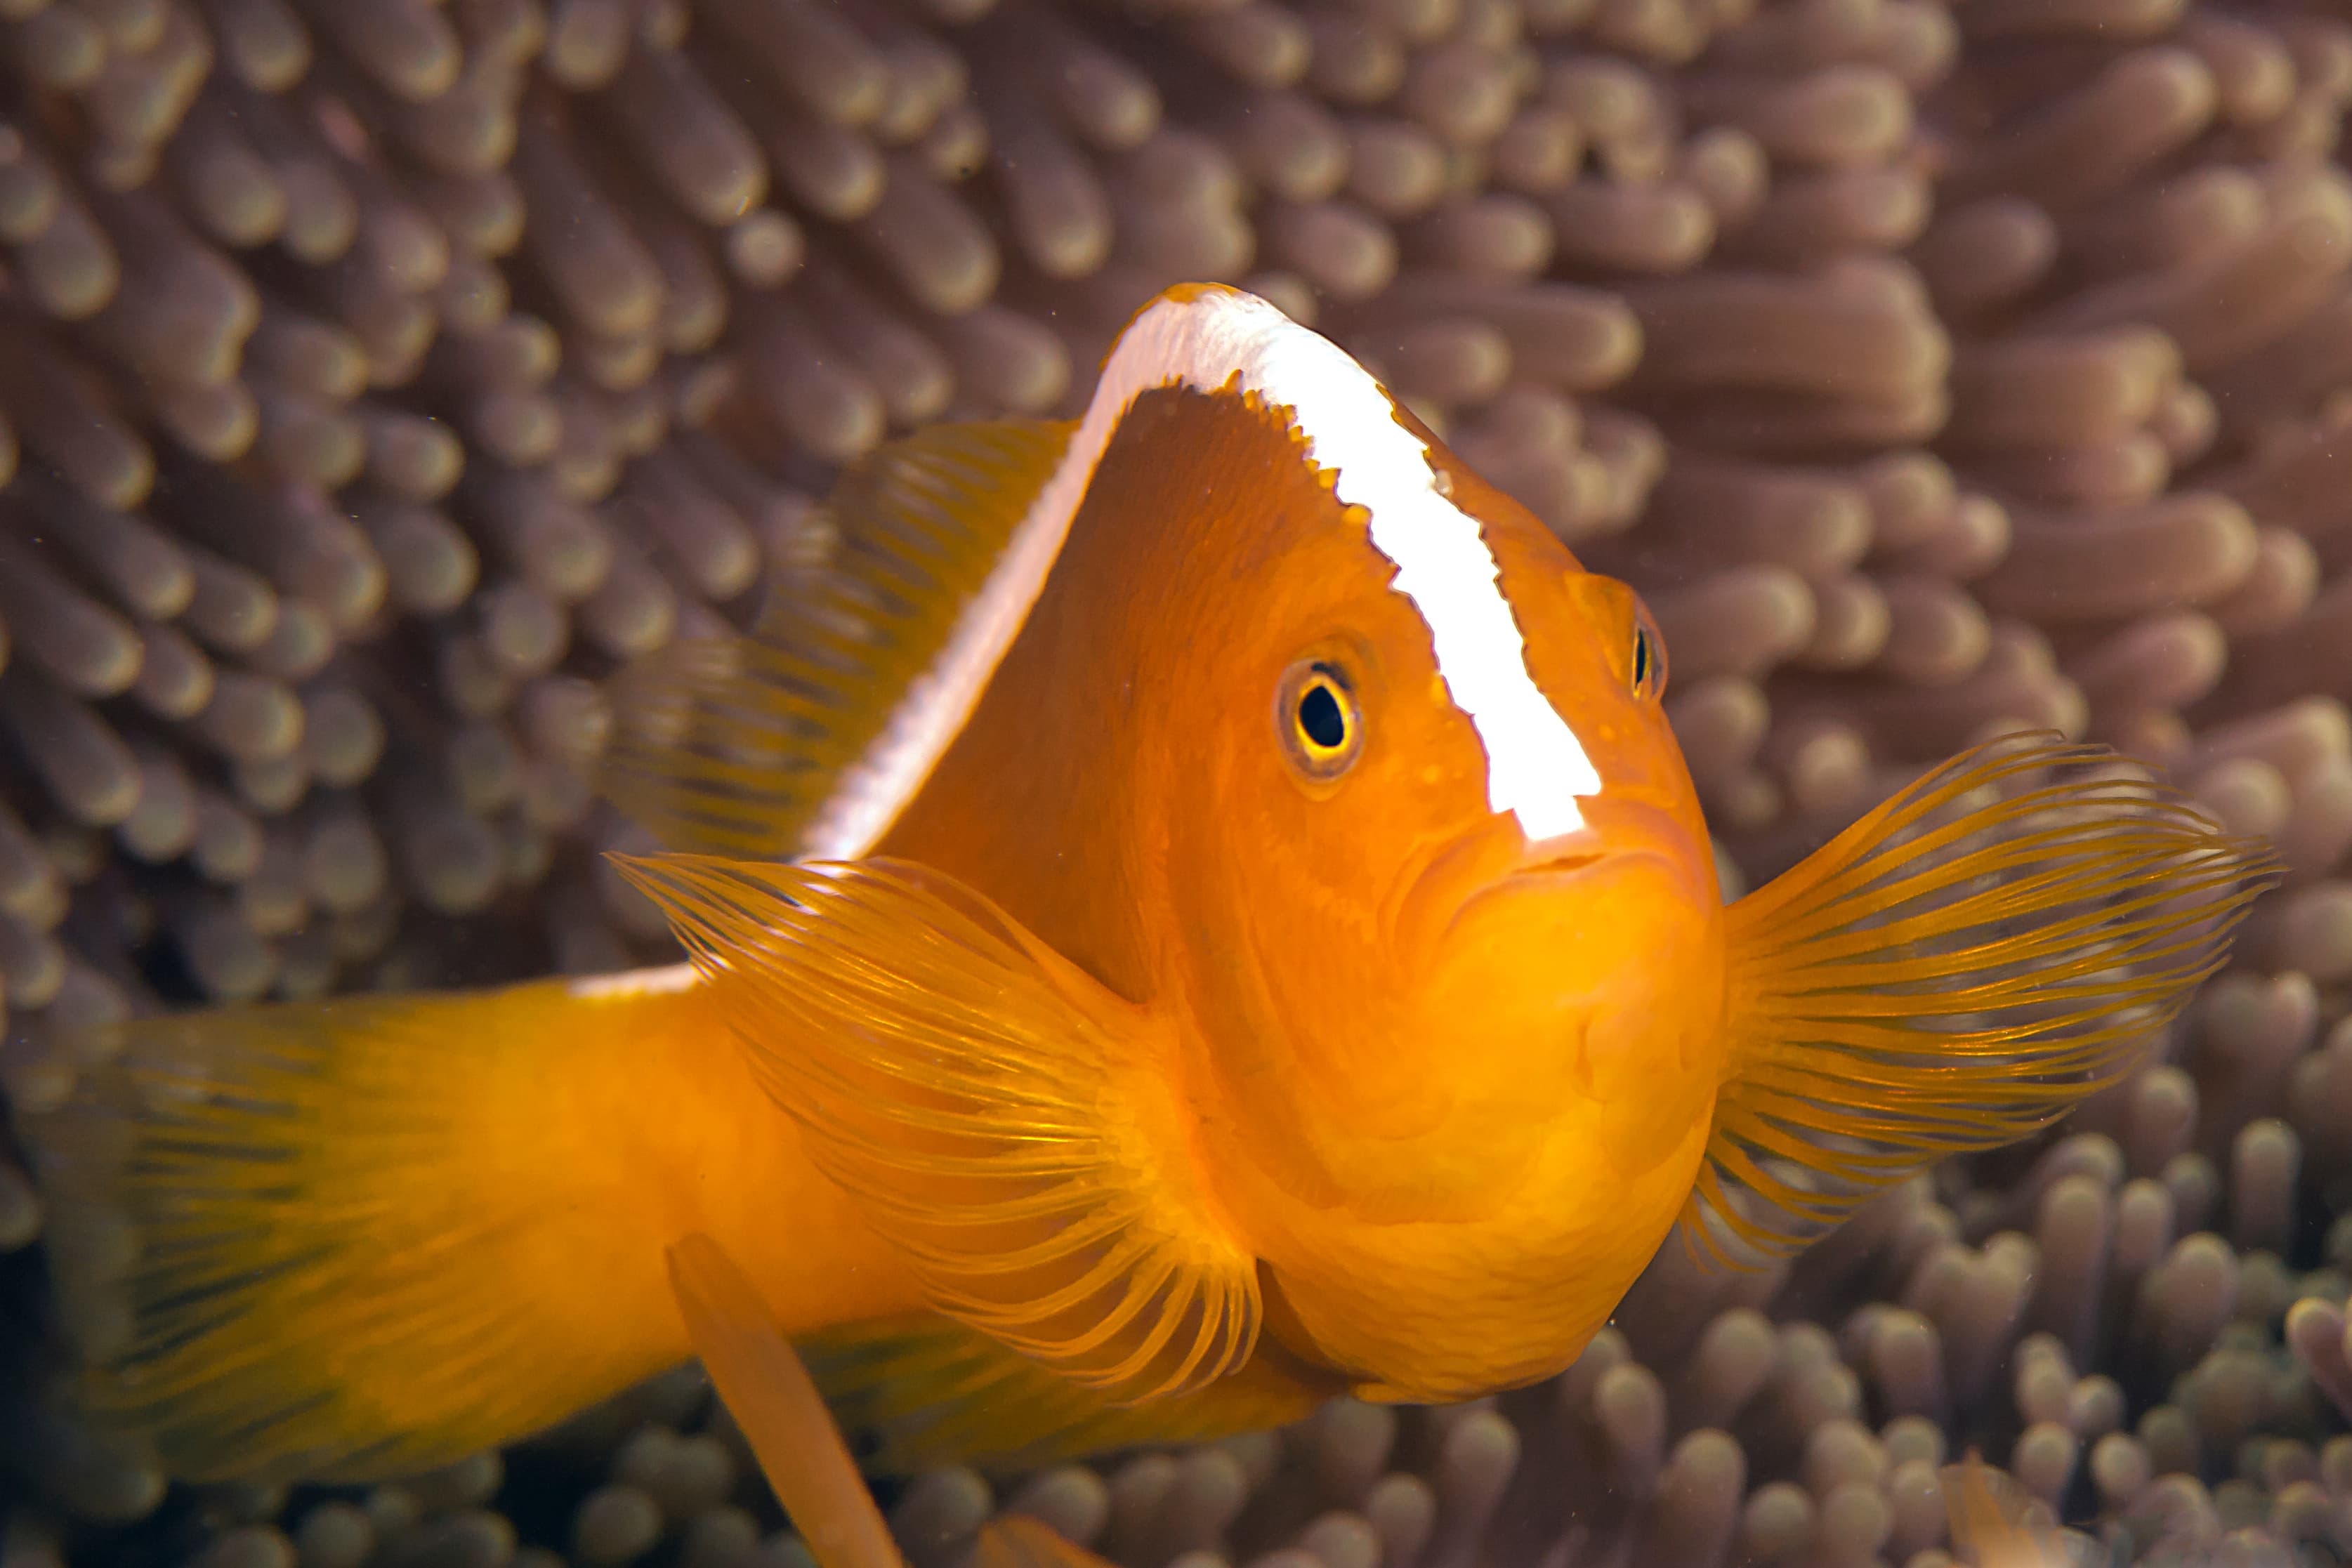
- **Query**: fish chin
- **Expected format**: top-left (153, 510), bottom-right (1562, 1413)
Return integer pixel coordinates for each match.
top-left (1435, 847), bottom-right (1703, 1006)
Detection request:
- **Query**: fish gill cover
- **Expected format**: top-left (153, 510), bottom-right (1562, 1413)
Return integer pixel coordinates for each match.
top-left (0, 0), bottom-right (2346, 1564)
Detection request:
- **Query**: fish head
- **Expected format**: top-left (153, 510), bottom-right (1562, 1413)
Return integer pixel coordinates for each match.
top-left (1126, 304), bottom-right (1723, 1233)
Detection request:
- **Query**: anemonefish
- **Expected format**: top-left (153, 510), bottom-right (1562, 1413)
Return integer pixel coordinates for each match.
top-left (19, 285), bottom-right (2278, 1503)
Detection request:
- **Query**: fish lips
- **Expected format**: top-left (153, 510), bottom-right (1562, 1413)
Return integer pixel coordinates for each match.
top-left (1495, 798), bottom-right (1715, 906)
top-left (1399, 796), bottom-right (1714, 958)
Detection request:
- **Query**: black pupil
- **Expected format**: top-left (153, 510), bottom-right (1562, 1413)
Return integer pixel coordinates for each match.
top-left (1299, 682), bottom-right (1347, 750)
top-left (1632, 628), bottom-right (1650, 689)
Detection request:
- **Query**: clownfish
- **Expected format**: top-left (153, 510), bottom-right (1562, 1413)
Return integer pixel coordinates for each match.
top-left (19, 284), bottom-right (2278, 1498)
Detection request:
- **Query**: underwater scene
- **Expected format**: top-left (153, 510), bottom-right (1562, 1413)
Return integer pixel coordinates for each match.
top-left (0, 0), bottom-right (2350, 1565)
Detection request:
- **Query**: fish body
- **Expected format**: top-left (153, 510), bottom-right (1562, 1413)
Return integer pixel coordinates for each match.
top-left (17, 285), bottom-right (2278, 1488)
top-left (860, 306), bottom-right (1723, 1404)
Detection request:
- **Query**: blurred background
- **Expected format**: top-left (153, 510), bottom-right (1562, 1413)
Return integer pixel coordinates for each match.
top-left (0, 0), bottom-right (2350, 1562)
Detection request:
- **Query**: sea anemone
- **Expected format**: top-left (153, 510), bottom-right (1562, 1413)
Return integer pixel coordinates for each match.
top-left (3, 0), bottom-right (2351, 1563)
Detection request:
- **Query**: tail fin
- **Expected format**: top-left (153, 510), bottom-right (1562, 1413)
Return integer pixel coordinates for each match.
top-left (1700, 733), bottom-right (2282, 1257)
top-left (18, 966), bottom-right (738, 1483)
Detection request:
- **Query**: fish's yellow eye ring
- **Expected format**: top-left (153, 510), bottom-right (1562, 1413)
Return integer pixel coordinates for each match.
top-left (1630, 606), bottom-right (1667, 701)
top-left (1277, 661), bottom-right (1363, 782)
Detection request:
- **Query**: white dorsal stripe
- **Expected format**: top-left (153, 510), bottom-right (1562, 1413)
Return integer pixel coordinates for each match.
top-left (1178, 294), bottom-right (1605, 837)
top-left (804, 284), bottom-right (1601, 859)
top-left (566, 961), bottom-right (699, 999)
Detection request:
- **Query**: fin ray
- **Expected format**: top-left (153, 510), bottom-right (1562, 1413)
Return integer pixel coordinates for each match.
top-left (1699, 732), bottom-right (2282, 1259)
top-left (18, 975), bottom-right (727, 1482)
top-left (617, 854), bottom-right (1263, 1407)
top-left (604, 420), bottom-right (1074, 862)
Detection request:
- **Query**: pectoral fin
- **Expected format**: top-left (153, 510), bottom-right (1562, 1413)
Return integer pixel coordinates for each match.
top-left (1941, 1451), bottom-right (2072, 1567)
top-left (619, 854), bottom-right (1261, 1407)
top-left (1704, 734), bottom-right (2281, 1258)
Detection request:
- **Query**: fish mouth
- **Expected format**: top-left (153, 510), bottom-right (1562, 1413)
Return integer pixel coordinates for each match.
top-left (1403, 798), bottom-right (1702, 951)
top-left (1516, 850), bottom-right (1603, 880)
top-left (1494, 846), bottom-right (1676, 902)
top-left (1509, 798), bottom-right (1698, 887)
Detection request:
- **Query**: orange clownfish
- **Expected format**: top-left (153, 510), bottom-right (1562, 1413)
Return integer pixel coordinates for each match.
top-left (20, 284), bottom-right (2277, 1498)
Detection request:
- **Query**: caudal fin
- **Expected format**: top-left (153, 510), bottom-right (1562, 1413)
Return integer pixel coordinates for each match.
top-left (17, 966), bottom-right (735, 1483)
top-left (1702, 733), bottom-right (2282, 1256)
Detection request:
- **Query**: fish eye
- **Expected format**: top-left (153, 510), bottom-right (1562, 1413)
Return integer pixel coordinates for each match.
top-left (1277, 661), bottom-right (1362, 780)
top-left (1630, 610), bottom-right (1667, 701)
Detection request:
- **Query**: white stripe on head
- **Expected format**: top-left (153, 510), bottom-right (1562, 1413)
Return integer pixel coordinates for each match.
top-left (1163, 290), bottom-right (1603, 836)
top-left (808, 284), bottom-right (1601, 858)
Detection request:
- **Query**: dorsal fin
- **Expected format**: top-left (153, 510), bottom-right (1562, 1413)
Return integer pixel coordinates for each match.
top-left (605, 280), bottom-right (1462, 862)
top-left (603, 418), bottom-right (1073, 860)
